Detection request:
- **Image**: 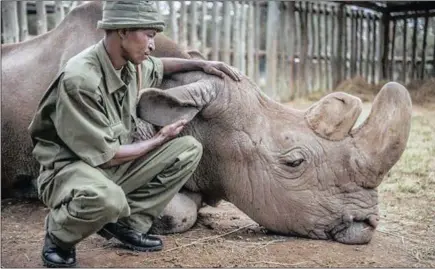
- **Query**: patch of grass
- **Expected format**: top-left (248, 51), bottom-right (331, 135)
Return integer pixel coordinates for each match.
top-left (378, 108), bottom-right (435, 267)
top-left (380, 112), bottom-right (435, 194)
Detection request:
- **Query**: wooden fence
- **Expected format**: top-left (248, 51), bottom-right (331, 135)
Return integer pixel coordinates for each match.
top-left (2, 1), bottom-right (435, 102)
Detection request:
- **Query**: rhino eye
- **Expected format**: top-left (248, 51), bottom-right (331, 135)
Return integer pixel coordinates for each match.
top-left (285, 158), bottom-right (305, 167)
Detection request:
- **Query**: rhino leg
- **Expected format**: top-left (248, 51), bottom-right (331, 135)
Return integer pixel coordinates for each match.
top-left (149, 189), bottom-right (202, 234)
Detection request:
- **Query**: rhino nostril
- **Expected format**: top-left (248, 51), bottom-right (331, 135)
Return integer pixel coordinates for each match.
top-left (343, 214), bottom-right (354, 223)
top-left (366, 215), bottom-right (379, 229)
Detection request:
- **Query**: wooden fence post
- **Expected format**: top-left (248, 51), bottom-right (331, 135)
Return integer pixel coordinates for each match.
top-left (316, 3), bottom-right (323, 91)
top-left (331, 5), bottom-right (337, 91)
top-left (410, 16), bottom-right (418, 80)
top-left (390, 19), bottom-right (397, 80)
top-left (232, 1), bottom-right (240, 68)
top-left (380, 12), bottom-right (390, 80)
top-left (190, 1), bottom-right (198, 49)
top-left (222, 1), bottom-right (231, 64)
top-left (18, 1), bottom-right (28, 42)
top-left (239, 2), bottom-right (247, 74)
top-left (169, 1), bottom-right (179, 44)
top-left (358, 10), bottom-right (364, 77)
top-left (323, 3), bottom-right (330, 90)
top-left (211, 2), bottom-right (220, 61)
top-left (420, 12), bottom-right (429, 79)
top-left (402, 16), bottom-right (408, 83)
top-left (334, 4), bottom-right (345, 88)
top-left (288, 1), bottom-right (297, 98)
top-left (371, 15), bottom-right (377, 83)
top-left (201, 2), bottom-right (208, 57)
top-left (247, 2), bottom-right (255, 78)
top-left (343, 7), bottom-right (349, 80)
top-left (180, 2), bottom-right (188, 49)
top-left (55, 1), bottom-right (65, 26)
top-left (36, 1), bottom-right (47, 35)
top-left (432, 17), bottom-right (435, 77)
top-left (254, 1), bottom-right (261, 84)
top-left (2, 1), bottom-right (19, 44)
top-left (366, 13), bottom-right (373, 81)
top-left (350, 10), bottom-right (357, 77)
top-left (266, 1), bottom-right (280, 100)
top-left (307, 2), bottom-right (314, 91)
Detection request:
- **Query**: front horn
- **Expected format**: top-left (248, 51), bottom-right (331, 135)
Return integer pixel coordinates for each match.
top-left (351, 82), bottom-right (412, 188)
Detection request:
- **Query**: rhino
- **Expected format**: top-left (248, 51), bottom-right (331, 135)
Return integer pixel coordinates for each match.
top-left (1, 2), bottom-right (412, 245)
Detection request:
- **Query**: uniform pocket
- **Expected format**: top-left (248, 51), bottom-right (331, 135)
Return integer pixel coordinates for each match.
top-left (110, 122), bottom-right (124, 139)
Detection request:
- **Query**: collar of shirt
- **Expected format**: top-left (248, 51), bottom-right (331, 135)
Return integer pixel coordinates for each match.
top-left (95, 40), bottom-right (136, 94)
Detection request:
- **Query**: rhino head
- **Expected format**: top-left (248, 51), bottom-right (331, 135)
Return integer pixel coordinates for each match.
top-left (138, 72), bottom-right (412, 245)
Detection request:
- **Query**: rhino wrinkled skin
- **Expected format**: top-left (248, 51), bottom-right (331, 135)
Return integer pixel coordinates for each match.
top-left (1, 2), bottom-right (412, 244)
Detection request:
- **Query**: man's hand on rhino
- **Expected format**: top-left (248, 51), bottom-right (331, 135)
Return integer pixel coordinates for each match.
top-left (202, 61), bottom-right (242, 81)
top-left (154, 119), bottom-right (187, 145)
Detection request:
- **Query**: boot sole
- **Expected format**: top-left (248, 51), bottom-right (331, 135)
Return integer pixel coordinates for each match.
top-left (41, 254), bottom-right (77, 268)
top-left (98, 228), bottom-right (163, 252)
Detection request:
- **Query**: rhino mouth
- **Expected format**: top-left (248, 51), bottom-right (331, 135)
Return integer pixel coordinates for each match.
top-left (328, 215), bottom-right (378, 244)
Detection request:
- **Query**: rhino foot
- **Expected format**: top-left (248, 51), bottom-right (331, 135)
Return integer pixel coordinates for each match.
top-left (149, 190), bottom-right (202, 234)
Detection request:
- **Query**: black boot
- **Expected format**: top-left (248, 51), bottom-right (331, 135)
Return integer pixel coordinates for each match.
top-left (97, 222), bottom-right (163, 252)
top-left (41, 233), bottom-right (76, 268)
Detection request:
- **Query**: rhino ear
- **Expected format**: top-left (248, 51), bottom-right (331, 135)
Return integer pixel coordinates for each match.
top-left (137, 88), bottom-right (199, 127)
top-left (137, 81), bottom-right (217, 127)
top-left (305, 92), bottom-right (363, 141)
top-left (186, 50), bottom-right (207, 60)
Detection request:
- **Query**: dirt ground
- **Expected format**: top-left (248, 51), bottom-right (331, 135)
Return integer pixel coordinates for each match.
top-left (2, 101), bottom-right (434, 268)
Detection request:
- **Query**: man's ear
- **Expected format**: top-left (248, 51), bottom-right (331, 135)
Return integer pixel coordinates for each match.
top-left (118, 29), bottom-right (127, 39)
top-left (137, 80), bottom-right (218, 127)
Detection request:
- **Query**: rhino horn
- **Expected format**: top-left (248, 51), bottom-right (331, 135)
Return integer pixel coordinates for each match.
top-left (350, 82), bottom-right (412, 188)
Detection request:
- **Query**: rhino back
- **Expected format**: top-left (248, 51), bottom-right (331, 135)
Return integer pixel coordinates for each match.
top-left (1, 2), bottom-right (192, 197)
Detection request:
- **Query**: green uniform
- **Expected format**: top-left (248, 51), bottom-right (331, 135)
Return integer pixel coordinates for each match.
top-left (28, 40), bottom-right (202, 249)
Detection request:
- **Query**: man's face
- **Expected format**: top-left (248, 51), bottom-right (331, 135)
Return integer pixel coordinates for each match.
top-left (120, 28), bottom-right (156, 64)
